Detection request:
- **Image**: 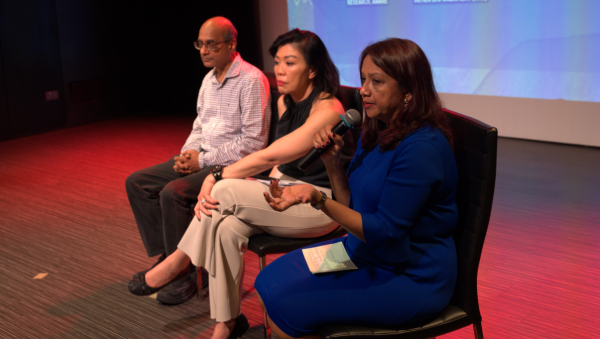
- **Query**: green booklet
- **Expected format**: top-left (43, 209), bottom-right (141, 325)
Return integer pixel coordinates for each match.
top-left (302, 242), bottom-right (358, 274)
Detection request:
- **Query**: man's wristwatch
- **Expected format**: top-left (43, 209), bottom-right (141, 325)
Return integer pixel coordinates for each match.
top-left (311, 191), bottom-right (327, 210)
top-left (211, 166), bottom-right (224, 181)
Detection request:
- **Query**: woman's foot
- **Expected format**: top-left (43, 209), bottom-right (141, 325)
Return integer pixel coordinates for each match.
top-left (128, 266), bottom-right (189, 296)
top-left (212, 314), bottom-right (249, 339)
top-left (144, 250), bottom-right (191, 288)
top-left (132, 253), bottom-right (167, 279)
top-left (128, 249), bottom-right (191, 296)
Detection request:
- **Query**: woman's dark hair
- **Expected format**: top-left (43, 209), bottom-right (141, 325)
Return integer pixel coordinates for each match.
top-left (269, 28), bottom-right (339, 107)
top-left (359, 38), bottom-right (453, 151)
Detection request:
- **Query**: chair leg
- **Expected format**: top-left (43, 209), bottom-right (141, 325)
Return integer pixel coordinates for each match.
top-left (263, 319), bottom-right (272, 339)
top-left (473, 322), bottom-right (484, 339)
top-left (197, 266), bottom-right (204, 301)
top-left (259, 255), bottom-right (267, 270)
top-left (258, 255), bottom-right (271, 339)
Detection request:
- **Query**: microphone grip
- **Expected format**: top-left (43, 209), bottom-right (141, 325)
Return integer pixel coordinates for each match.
top-left (297, 141), bottom-right (332, 171)
top-left (297, 121), bottom-right (351, 171)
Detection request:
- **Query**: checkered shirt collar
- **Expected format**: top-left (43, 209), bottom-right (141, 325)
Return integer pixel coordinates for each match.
top-left (209, 52), bottom-right (242, 85)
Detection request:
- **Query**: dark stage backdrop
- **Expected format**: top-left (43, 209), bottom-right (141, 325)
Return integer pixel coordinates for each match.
top-left (0, 0), bottom-right (260, 141)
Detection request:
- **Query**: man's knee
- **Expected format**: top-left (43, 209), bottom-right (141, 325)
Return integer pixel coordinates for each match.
top-left (125, 170), bottom-right (144, 194)
top-left (161, 179), bottom-right (195, 205)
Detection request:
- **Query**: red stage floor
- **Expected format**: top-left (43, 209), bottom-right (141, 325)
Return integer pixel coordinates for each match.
top-left (0, 114), bottom-right (599, 338)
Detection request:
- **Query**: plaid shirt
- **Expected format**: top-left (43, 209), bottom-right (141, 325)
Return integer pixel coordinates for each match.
top-left (182, 53), bottom-right (271, 168)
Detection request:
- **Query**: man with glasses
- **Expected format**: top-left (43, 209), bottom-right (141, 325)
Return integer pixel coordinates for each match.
top-left (125, 16), bottom-right (270, 305)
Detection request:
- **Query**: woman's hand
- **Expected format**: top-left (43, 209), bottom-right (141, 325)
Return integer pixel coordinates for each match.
top-left (194, 174), bottom-right (219, 219)
top-left (263, 180), bottom-right (319, 212)
top-left (313, 124), bottom-right (345, 164)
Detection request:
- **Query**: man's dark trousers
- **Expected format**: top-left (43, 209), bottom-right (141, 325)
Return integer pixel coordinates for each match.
top-left (125, 157), bottom-right (217, 257)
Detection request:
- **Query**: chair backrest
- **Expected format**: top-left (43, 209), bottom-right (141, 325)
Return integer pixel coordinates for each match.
top-left (337, 85), bottom-right (363, 144)
top-left (264, 72), bottom-right (282, 145)
top-left (337, 84), bottom-right (363, 113)
top-left (444, 108), bottom-right (497, 324)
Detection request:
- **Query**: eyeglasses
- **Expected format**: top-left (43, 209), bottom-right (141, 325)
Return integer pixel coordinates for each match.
top-left (193, 40), bottom-right (229, 51)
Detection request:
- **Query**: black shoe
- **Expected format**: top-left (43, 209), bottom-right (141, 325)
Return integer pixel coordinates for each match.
top-left (128, 265), bottom-right (190, 296)
top-left (228, 314), bottom-right (249, 339)
top-left (133, 253), bottom-right (167, 280)
top-left (156, 274), bottom-right (197, 305)
top-left (156, 266), bottom-right (209, 305)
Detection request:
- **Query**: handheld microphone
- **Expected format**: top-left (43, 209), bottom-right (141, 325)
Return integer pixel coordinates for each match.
top-left (297, 109), bottom-right (362, 171)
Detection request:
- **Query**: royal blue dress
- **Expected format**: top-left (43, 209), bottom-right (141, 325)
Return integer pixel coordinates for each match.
top-left (254, 126), bottom-right (459, 338)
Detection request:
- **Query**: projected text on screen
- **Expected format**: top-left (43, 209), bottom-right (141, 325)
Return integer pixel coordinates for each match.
top-left (413, 0), bottom-right (488, 3)
top-left (288, 0), bottom-right (600, 103)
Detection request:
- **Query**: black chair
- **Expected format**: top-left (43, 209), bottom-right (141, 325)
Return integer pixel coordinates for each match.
top-left (249, 73), bottom-right (362, 339)
top-left (264, 72), bottom-right (282, 147)
top-left (317, 108), bottom-right (497, 339)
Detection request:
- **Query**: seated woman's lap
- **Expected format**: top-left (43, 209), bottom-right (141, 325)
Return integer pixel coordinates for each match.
top-left (254, 238), bottom-right (432, 338)
top-left (211, 179), bottom-right (338, 238)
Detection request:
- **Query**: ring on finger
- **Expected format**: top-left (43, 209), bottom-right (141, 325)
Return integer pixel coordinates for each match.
top-left (201, 199), bottom-right (206, 204)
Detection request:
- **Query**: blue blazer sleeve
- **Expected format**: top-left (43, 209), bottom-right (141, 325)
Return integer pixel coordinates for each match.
top-left (361, 140), bottom-right (445, 264)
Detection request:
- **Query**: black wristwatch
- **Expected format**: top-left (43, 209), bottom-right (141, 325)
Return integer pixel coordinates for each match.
top-left (211, 166), bottom-right (224, 181)
top-left (311, 191), bottom-right (327, 210)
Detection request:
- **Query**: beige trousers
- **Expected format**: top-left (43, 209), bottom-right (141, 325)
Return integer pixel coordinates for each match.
top-left (177, 175), bottom-right (338, 322)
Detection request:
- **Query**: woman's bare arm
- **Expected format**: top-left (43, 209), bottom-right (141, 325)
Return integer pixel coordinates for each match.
top-left (197, 95), bottom-right (344, 217)
top-left (220, 96), bottom-right (345, 179)
top-left (320, 195), bottom-right (364, 241)
top-left (311, 125), bottom-right (353, 207)
top-left (324, 158), bottom-right (352, 207)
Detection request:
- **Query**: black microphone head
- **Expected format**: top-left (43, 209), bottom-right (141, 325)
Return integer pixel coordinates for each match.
top-left (344, 109), bottom-right (362, 127)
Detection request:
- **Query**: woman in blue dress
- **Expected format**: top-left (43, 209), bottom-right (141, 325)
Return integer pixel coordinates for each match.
top-left (258, 38), bottom-right (459, 339)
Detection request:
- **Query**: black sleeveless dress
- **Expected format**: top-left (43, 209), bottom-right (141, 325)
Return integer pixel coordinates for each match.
top-left (276, 89), bottom-right (355, 188)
